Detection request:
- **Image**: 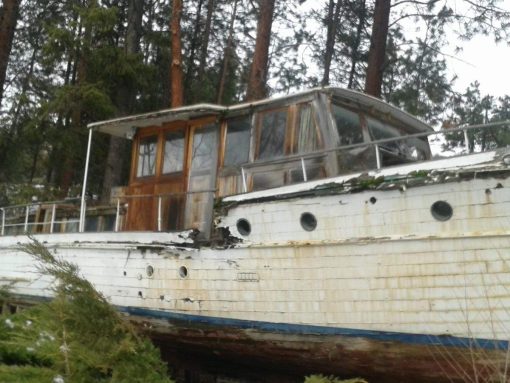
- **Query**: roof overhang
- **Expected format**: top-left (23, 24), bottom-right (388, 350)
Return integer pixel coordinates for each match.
top-left (328, 88), bottom-right (433, 133)
top-left (87, 104), bottom-right (227, 139)
top-left (87, 87), bottom-right (433, 139)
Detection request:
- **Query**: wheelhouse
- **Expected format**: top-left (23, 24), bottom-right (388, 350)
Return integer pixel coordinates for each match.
top-left (88, 88), bottom-right (432, 236)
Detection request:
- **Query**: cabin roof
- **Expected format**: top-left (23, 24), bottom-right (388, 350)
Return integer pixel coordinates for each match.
top-left (87, 87), bottom-right (433, 139)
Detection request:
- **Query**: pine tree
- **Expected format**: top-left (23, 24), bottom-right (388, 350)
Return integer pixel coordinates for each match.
top-left (170, 0), bottom-right (184, 107)
top-left (246, 0), bottom-right (276, 101)
top-left (0, 0), bottom-right (20, 107)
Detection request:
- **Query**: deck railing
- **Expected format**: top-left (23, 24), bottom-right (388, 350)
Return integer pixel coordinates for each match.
top-left (0, 199), bottom-right (81, 236)
top-left (0, 121), bottom-right (508, 236)
top-left (0, 190), bottom-right (216, 236)
top-left (237, 121), bottom-right (510, 192)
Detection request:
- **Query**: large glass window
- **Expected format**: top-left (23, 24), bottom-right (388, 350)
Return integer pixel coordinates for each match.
top-left (296, 104), bottom-right (320, 153)
top-left (368, 118), bottom-right (401, 141)
top-left (190, 124), bottom-right (219, 171)
top-left (163, 131), bottom-right (185, 174)
top-left (332, 104), bottom-right (363, 146)
top-left (258, 109), bottom-right (287, 160)
top-left (136, 136), bottom-right (157, 177)
top-left (224, 117), bottom-right (251, 166)
top-left (367, 117), bottom-right (429, 163)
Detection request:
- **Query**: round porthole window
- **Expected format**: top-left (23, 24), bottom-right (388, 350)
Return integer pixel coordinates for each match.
top-left (236, 219), bottom-right (251, 236)
top-left (300, 212), bottom-right (318, 231)
top-left (431, 201), bottom-right (453, 221)
top-left (179, 266), bottom-right (188, 278)
top-left (146, 265), bottom-right (154, 277)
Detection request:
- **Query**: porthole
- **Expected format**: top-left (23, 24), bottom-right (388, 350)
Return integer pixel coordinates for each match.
top-left (146, 265), bottom-right (154, 277)
top-left (369, 197), bottom-right (377, 204)
top-left (300, 212), bottom-right (317, 231)
top-left (431, 201), bottom-right (453, 222)
top-left (179, 266), bottom-right (188, 278)
top-left (236, 219), bottom-right (251, 236)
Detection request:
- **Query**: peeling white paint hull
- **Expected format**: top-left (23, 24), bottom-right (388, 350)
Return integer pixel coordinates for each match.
top-left (1, 161), bottom-right (510, 381)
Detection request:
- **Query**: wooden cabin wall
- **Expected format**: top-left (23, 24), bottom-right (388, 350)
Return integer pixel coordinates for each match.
top-left (125, 117), bottom-right (220, 232)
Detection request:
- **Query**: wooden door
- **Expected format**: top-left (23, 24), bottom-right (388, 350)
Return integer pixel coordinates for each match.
top-left (126, 124), bottom-right (188, 231)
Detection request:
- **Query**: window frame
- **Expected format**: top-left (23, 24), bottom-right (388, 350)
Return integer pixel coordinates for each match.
top-left (254, 106), bottom-right (291, 161)
top-left (161, 128), bottom-right (187, 176)
top-left (329, 99), bottom-right (369, 148)
top-left (133, 132), bottom-right (160, 181)
top-left (222, 115), bottom-right (253, 168)
top-left (293, 102), bottom-right (324, 154)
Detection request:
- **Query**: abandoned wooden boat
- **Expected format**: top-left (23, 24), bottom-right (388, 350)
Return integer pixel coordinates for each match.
top-left (1, 87), bottom-right (510, 382)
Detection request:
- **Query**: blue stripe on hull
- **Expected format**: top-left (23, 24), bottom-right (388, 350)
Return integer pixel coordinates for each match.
top-left (120, 306), bottom-right (509, 351)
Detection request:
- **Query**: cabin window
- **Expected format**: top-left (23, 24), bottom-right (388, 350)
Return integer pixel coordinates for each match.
top-left (224, 117), bottom-right (251, 166)
top-left (368, 117), bottom-right (429, 164)
top-left (331, 104), bottom-right (363, 146)
top-left (368, 117), bottom-right (401, 141)
top-left (136, 136), bottom-right (157, 177)
top-left (163, 131), bottom-right (185, 174)
top-left (257, 109), bottom-right (287, 160)
top-left (296, 103), bottom-right (320, 153)
top-left (190, 124), bottom-right (219, 171)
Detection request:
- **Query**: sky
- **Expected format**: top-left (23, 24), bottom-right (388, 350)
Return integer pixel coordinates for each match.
top-left (279, 1), bottom-right (510, 100)
top-left (445, 34), bottom-right (510, 98)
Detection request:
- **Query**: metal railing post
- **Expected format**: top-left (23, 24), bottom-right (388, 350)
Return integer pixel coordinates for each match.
top-left (375, 144), bottom-right (382, 170)
top-left (1, 208), bottom-right (4, 236)
top-left (463, 129), bottom-right (471, 153)
top-left (157, 196), bottom-right (162, 232)
top-left (50, 204), bottom-right (56, 234)
top-left (241, 167), bottom-right (248, 193)
top-left (79, 128), bottom-right (94, 233)
top-left (24, 206), bottom-right (29, 233)
top-left (115, 199), bottom-right (120, 232)
top-left (300, 157), bottom-right (308, 182)
top-left (80, 201), bottom-right (86, 233)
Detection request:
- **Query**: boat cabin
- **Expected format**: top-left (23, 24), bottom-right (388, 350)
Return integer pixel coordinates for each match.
top-left (0, 88), bottom-right (433, 237)
top-left (90, 88), bottom-right (432, 236)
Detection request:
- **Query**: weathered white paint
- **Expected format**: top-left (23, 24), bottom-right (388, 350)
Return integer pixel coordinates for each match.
top-left (1, 167), bottom-right (509, 342)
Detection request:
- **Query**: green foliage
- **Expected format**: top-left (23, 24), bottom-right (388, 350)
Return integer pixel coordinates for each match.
top-left (305, 374), bottom-right (368, 383)
top-left (0, 240), bottom-right (173, 383)
top-left (0, 183), bottom-right (64, 207)
top-left (443, 82), bottom-right (510, 153)
top-left (0, 365), bottom-right (55, 383)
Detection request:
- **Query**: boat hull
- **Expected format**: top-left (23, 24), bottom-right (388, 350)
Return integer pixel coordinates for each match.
top-left (125, 307), bottom-right (508, 383)
top-left (1, 171), bottom-right (510, 381)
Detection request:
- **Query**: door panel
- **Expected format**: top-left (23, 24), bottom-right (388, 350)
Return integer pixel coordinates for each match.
top-left (125, 183), bottom-right (156, 231)
top-left (184, 124), bottom-right (219, 236)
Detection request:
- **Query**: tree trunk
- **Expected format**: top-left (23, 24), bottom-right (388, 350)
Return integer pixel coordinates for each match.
top-left (184, 0), bottom-right (204, 102)
top-left (197, 0), bottom-right (214, 84)
top-left (322, 0), bottom-right (343, 87)
top-left (0, 0), bottom-right (20, 108)
top-left (347, 0), bottom-right (366, 89)
top-left (101, 0), bottom-right (144, 203)
top-left (170, 0), bottom-right (184, 107)
top-left (246, 0), bottom-right (276, 101)
top-left (364, 0), bottom-right (391, 98)
top-left (216, 0), bottom-right (238, 104)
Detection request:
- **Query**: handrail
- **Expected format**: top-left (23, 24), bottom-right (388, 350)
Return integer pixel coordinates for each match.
top-left (0, 189), bottom-right (218, 236)
top-left (236, 120), bottom-right (509, 192)
top-left (240, 120), bottom-right (510, 169)
top-left (0, 198), bottom-right (80, 210)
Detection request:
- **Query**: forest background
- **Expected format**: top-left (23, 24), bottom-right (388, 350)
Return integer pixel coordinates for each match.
top-left (0, 0), bottom-right (509, 204)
